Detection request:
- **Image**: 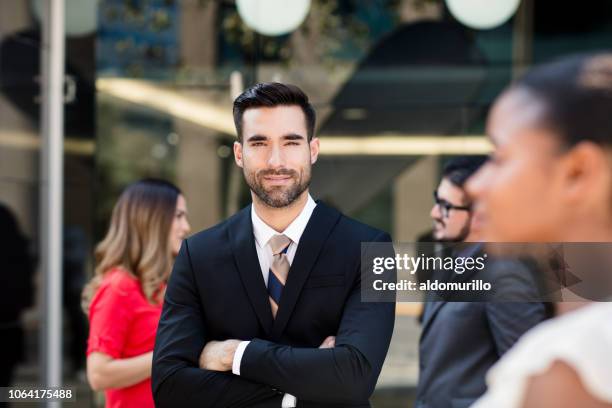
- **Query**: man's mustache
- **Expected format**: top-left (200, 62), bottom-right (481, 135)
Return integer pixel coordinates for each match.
top-left (257, 169), bottom-right (298, 177)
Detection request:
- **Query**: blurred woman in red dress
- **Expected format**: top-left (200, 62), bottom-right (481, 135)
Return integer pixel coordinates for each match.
top-left (82, 179), bottom-right (190, 408)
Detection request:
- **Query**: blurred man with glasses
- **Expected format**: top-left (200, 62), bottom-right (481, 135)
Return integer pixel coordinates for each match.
top-left (415, 156), bottom-right (548, 408)
top-left (430, 157), bottom-right (484, 242)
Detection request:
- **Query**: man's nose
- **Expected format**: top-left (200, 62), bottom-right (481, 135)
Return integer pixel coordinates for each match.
top-left (267, 144), bottom-right (284, 168)
top-left (430, 203), bottom-right (441, 220)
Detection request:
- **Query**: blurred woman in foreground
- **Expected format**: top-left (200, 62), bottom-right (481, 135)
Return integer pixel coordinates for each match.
top-left (82, 179), bottom-right (190, 408)
top-left (467, 53), bottom-right (612, 408)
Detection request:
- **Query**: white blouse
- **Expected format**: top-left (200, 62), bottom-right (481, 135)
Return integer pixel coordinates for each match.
top-left (472, 302), bottom-right (612, 408)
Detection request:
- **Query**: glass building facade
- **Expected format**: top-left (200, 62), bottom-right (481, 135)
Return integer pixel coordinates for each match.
top-left (1, 0), bottom-right (611, 406)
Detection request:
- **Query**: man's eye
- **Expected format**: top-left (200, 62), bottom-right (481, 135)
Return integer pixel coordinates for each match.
top-left (286, 141), bottom-right (300, 146)
top-left (251, 142), bottom-right (265, 146)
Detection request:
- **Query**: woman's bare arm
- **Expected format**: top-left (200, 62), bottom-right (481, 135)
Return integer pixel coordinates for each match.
top-left (87, 351), bottom-right (153, 391)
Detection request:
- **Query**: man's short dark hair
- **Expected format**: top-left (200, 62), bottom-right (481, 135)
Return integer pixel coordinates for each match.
top-left (442, 155), bottom-right (488, 188)
top-left (233, 82), bottom-right (316, 142)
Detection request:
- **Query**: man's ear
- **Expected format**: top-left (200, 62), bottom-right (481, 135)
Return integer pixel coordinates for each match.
top-left (309, 137), bottom-right (320, 165)
top-left (234, 141), bottom-right (244, 168)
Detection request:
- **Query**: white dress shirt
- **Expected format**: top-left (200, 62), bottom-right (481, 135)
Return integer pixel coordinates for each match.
top-left (232, 195), bottom-right (317, 408)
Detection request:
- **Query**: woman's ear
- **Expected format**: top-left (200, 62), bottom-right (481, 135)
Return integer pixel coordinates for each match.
top-left (562, 141), bottom-right (611, 204)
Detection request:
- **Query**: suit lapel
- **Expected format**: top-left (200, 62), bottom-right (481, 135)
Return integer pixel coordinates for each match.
top-left (228, 205), bottom-right (274, 335)
top-left (270, 202), bottom-right (341, 340)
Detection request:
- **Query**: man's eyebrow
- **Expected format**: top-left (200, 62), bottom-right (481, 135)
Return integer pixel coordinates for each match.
top-left (283, 133), bottom-right (306, 140)
top-left (246, 134), bottom-right (268, 142)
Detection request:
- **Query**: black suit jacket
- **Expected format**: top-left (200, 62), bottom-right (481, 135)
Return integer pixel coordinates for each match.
top-left (152, 201), bottom-right (395, 407)
top-left (415, 245), bottom-right (549, 408)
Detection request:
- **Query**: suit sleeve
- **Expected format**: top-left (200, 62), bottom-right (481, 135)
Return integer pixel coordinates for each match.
top-left (239, 232), bottom-right (396, 404)
top-left (152, 240), bottom-right (283, 408)
top-left (485, 259), bottom-right (548, 356)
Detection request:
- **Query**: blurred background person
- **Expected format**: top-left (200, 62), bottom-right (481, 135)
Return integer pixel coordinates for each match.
top-left (415, 156), bottom-right (486, 285)
top-left (416, 157), bottom-right (548, 408)
top-left (468, 52), bottom-right (612, 408)
top-left (0, 203), bottom-right (34, 396)
top-left (430, 156), bottom-right (487, 242)
top-left (82, 179), bottom-right (190, 408)
top-left (63, 225), bottom-right (89, 379)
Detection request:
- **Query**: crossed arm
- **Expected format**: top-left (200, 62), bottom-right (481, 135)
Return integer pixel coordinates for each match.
top-left (199, 291), bottom-right (394, 404)
top-left (199, 336), bottom-right (336, 372)
top-left (152, 242), bottom-right (285, 408)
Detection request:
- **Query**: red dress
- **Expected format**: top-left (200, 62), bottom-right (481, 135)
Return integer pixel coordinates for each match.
top-left (87, 267), bottom-right (163, 408)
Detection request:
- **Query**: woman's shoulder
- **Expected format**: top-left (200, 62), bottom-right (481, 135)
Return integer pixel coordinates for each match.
top-left (97, 266), bottom-right (140, 297)
top-left (498, 303), bottom-right (612, 367)
top-left (88, 267), bottom-right (143, 321)
top-left (479, 303), bottom-right (612, 407)
top-left (521, 302), bottom-right (612, 345)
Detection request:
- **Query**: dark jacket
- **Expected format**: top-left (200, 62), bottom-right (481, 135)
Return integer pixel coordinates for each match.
top-left (415, 245), bottom-right (549, 408)
top-left (152, 202), bottom-right (395, 407)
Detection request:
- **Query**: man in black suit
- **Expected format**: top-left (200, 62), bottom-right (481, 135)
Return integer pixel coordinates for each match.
top-left (416, 157), bottom-right (549, 408)
top-left (152, 82), bottom-right (395, 407)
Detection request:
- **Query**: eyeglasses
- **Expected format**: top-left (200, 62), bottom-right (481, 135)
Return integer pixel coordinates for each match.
top-left (433, 190), bottom-right (471, 219)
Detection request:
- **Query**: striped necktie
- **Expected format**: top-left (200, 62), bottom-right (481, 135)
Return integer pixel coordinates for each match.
top-left (267, 234), bottom-right (291, 318)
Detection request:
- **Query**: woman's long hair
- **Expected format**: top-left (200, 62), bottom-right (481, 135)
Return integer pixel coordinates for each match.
top-left (82, 179), bottom-right (181, 313)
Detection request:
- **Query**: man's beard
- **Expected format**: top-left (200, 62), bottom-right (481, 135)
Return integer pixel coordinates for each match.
top-left (245, 167), bottom-right (310, 208)
top-left (435, 219), bottom-right (471, 243)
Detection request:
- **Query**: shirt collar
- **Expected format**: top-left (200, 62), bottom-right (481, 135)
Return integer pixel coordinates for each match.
top-left (251, 194), bottom-right (317, 248)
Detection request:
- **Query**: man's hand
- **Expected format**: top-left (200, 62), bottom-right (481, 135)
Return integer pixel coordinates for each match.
top-left (319, 336), bottom-right (335, 349)
top-left (199, 340), bottom-right (242, 371)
